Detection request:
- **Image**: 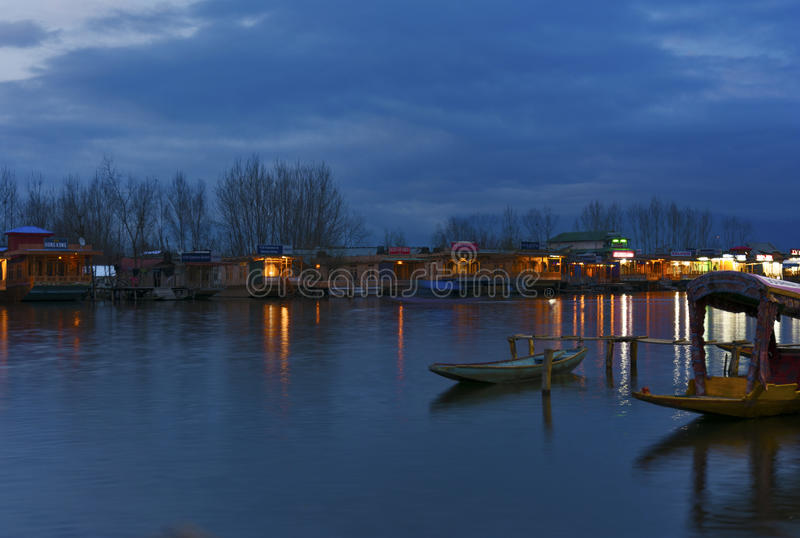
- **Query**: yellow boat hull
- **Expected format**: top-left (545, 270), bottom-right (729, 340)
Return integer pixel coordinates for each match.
top-left (632, 377), bottom-right (800, 418)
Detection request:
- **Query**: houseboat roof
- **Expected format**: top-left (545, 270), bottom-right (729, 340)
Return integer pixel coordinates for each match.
top-left (5, 226), bottom-right (53, 235)
top-left (687, 271), bottom-right (800, 318)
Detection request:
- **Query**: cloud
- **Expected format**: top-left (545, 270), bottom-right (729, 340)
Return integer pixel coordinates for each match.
top-left (0, 0), bottom-right (798, 245)
top-left (0, 1), bottom-right (203, 81)
top-left (0, 20), bottom-right (53, 48)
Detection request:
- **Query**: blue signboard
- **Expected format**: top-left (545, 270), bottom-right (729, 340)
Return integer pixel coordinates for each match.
top-left (257, 244), bottom-right (283, 255)
top-left (181, 251), bottom-right (212, 263)
top-left (44, 238), bottom-right (68, 249)
top-left (520, 241), bottom-right (540, 250)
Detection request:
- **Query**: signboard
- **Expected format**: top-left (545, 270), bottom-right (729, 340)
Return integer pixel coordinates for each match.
top-left (791, 249), bottom-right (800, 257)
top-left (520, 241), bottom-right (540, 251)
top-left (257, 244), bottom-right (283, 256)
top-left (181, 251), bottom-right (212, 263)
top-left (698, 248), bottom-right (721, 257)
top-left (388, 246), bottom-right (411, 256)
top-left (612, 250), bottom-right (635, 259)
top-left (43, 238), bottom-right (68, 249)
top-left (670, 250), bottom-right (693, 257)
top-left (756, 254), bottom-right (774, 262)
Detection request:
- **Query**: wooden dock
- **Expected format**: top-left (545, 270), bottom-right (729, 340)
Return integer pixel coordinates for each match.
top-left (507, 334), bottom-right (800, 382)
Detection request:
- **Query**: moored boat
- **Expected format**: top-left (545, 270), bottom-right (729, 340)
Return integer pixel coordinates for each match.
top-left (429, 347), bottom-right (587, 383)
top-left (633, 272), bottom-right (800, 418)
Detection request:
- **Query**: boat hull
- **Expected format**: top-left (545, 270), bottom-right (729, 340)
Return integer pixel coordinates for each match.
top-left (633, 377), bottom-right (800, 418)
top-left (20, 284), bottom-right (90, 302)
top-left (429, 348), bottom-right (587, 384)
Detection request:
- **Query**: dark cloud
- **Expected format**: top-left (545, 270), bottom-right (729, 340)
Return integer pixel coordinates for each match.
top-left (0, 20), bottom-right (52, 48)
top-left (0, 0), bottom-right (799, 245)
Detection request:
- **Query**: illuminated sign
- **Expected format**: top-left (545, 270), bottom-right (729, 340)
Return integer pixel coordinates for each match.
top-left (257, 245), bottom-right (292, 255)
top-left (670, 250), bottom-right (692, 257)
top-left (756, 254), bottom-right (773, 262)
top-left (792, 249), bottom-right (800, 256)
top-left (736, 255), bottom-right (747, 262)
top-left (43, 238), bottom-right (68, 249)
top-left (520, 241), bottom-right (540, 250)
top-left (388, 247), bottom-right (411, 255)
top-left (612, 250), bottom-right (635, 259)
top-left (181, 251), bottom-right (212, 263)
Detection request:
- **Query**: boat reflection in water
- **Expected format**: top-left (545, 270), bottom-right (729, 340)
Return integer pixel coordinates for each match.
top-left (429, 374), bottom-right (586, 412)
top-left (636, 417), bottom-right (800, 536)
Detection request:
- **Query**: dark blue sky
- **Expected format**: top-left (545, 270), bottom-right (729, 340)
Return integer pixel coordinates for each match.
top-left (1, 1), bottom-right (798, 245)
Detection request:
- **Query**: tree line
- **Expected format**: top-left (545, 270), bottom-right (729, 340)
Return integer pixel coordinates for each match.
top-left (0, 156), bottom-right (368, 260)
top-left (431, 197), bottom-right (755, 253)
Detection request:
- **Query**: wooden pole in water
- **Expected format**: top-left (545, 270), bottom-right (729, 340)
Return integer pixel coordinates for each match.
top-left (542, 349), bottom-right (554, 394)
top-left (508, 338), bottom-right (517, 359)
top-left (630, 339), bottom-right (638, 375)
top-left (605, 340), bottom-right (614, 371)
top-left (528, 338), bottom-right (535, 357)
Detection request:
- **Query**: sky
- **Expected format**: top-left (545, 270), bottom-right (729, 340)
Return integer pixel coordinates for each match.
top-left (0, 0), bottom-right (799, 246)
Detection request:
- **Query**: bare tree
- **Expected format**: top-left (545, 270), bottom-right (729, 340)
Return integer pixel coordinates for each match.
top-left (499, 205), bottom-right (520, 250)
top-left (216, 157), bottom-right (364, 254)
top-left (541, 206), bottom-right (558, 246)
top-left (188, 180), bottom-right (209, 249)
top-left (19, 173), bottom-right (55, 230)
top-left (383, 227), bottom-right (406, 248)
top-left (104, 160), bottom-right (158, 264)
top-left (0, 166), bottom-right (18, 234)
top-left (166, 171), bottom-right (192, 251)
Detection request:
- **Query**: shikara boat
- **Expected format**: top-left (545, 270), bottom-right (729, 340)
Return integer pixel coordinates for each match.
top-left (633, 272), bottom-right (800, 418)
top-left (429, 347), bottom-right (587, 383)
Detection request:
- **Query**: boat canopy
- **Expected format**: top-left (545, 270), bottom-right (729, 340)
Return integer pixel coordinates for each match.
top-left (686, 272), bottom-right (800, 395)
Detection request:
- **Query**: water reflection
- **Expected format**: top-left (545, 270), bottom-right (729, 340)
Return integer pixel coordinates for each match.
top-left (636, 417), bottom-right (800, 536)
top-left (429, 374), bottom-right (586, 413)
top-left (397, 304), bottom-right (404, 382)
top-left (262, 303), bottom-right (291, 394)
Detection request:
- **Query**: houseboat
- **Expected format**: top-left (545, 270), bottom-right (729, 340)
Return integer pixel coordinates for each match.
top-left (0, 226), bottom-right (100, 301)
top-left (634, 272), bottom-right (800, 417)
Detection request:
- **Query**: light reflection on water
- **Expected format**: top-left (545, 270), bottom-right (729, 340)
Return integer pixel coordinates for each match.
top-left (0, 293), bottom-right (798, 537)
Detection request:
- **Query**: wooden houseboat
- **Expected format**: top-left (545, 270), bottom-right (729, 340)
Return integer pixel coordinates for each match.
top-left (0, 226), bottom-right (100, 301)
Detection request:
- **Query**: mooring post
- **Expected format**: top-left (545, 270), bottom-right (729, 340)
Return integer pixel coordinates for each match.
top-left (542, 348), bottom-right (554, 394)
top-left (605, 339), bottom-right (614, 371)
top-left (730, 345), bottom-right (741, 377)
top-left (508, 337), bottom-right (517, 359)
top-left (528, 338), bottom-right (535, 357)
top-left (630, 339), bottom-right (638, 375)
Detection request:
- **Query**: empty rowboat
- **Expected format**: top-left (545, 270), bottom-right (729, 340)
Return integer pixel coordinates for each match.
top-left (429, 347), bottom-right (587, 384)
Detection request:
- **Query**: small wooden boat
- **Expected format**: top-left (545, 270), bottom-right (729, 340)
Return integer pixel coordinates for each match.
top-left (633, 272), bottom-right (800, 418)
top-left (429, 347), bottom-right (587, 383)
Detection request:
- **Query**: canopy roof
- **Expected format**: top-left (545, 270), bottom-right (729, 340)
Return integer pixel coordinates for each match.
top-left (687, 271), bottom-right (800, 319)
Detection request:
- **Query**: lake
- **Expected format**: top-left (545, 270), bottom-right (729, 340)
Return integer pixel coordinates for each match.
top-left (1, 292), bottom-right (799, 537)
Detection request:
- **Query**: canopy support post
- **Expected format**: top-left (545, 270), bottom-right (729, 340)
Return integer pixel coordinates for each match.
top-left (689, 298), bottom-right (708, 396)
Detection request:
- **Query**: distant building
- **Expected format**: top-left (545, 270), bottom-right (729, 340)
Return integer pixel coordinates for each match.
top-left (547, 231), bottom-right (630, 255)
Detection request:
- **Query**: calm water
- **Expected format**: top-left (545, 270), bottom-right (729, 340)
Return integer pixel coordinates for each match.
top-left (1, 293), bottom-right (799, 537)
